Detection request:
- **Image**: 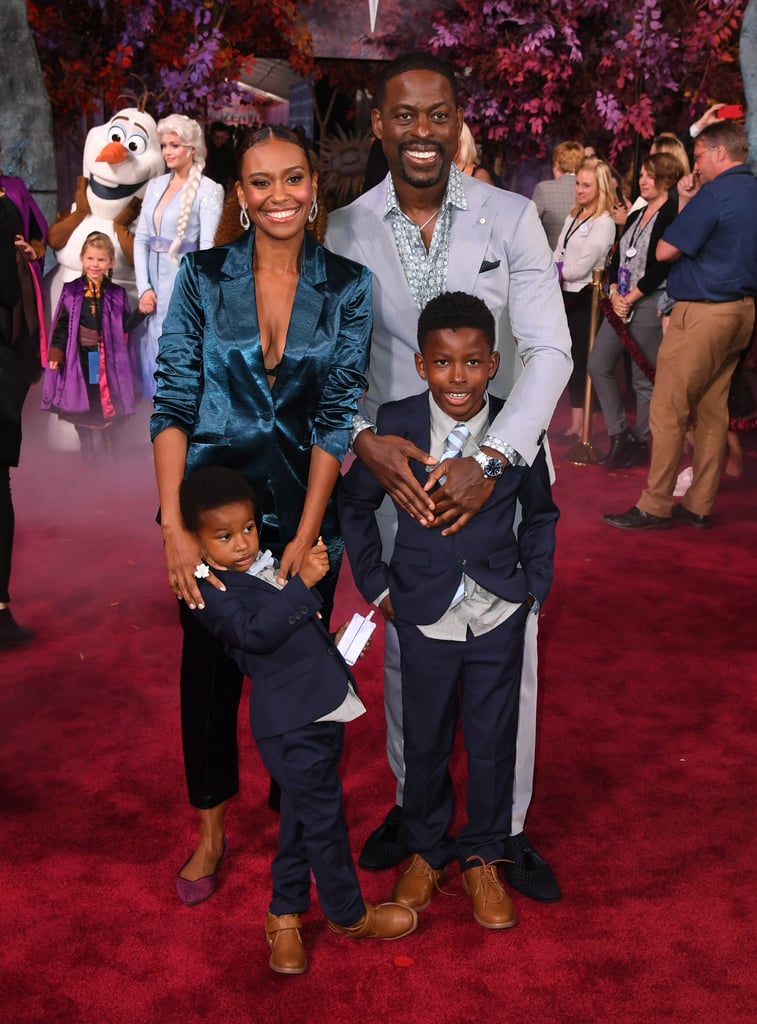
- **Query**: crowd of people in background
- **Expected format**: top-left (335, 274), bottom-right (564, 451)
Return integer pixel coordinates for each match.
top-left (2, 47), bottom-right (755, 979)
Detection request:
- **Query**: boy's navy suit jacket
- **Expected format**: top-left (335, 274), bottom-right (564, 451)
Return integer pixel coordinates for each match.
top-left (338, 392), bottom-right (559, 626)
top-left (193, 572), bottom-right (355, 740)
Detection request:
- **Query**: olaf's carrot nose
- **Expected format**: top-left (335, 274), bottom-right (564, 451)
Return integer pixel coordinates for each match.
top-left (96, 141), bottom-right (130, 164)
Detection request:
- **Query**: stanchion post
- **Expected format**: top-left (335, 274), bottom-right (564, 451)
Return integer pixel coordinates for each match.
top-left (564, 266), bottom-right (605, 465)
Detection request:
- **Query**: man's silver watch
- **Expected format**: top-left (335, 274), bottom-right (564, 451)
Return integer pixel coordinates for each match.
top-left (473, 450), bottom-right (506, 479)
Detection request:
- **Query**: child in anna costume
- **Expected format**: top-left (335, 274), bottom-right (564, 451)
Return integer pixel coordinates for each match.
top-left (42, 232), bottom-right (142, 458)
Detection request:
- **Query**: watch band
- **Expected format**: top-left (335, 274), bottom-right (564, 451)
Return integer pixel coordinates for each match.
top-left (481, 434), bottom-right (525, 467)
top-left (473, 450), bottom-right (505, 478)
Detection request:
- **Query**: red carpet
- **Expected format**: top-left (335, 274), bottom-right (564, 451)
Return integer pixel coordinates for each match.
top-left (2, 392), bottom-right (755, 1023)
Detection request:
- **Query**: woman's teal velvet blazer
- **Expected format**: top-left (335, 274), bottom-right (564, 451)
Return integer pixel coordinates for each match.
top-left (150, 228), bottom-right (372, 561)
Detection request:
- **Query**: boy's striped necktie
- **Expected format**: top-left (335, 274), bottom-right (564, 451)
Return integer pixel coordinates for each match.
top-left (439, 422), bottom-right (469, 608)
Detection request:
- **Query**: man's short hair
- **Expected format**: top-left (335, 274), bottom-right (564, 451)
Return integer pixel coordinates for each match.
top-left (374, 51), bottom-right (459, 110)
top-left (179, 466), bottom-right (256, 534)
top-left (697, 121), bottom-right (748, 163)
top-left (552, 141), bottom-right (585, 175)
top-left (417, 291), bottom-right (495, 352)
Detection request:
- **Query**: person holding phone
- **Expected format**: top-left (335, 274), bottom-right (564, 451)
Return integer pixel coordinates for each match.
top-left (604, 121), bottom-right (757, 531)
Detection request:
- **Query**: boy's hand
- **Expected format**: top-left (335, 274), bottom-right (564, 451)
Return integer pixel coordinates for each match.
top-left (378, 595), bottom-right (395, 622)
top-left (278, 533), bottom-right (326, 586)
top-left (334, 621), bottom-right (348, 645)
top-left (298, 537), bottom-right (329, 589)
top-left (334, 619), bottom-right (375, 658)
top-left (424, 454), bottom-right (498, 535)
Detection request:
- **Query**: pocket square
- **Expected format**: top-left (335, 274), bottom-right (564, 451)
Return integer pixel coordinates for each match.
top-left (479, 259), bottom-right (501, 273)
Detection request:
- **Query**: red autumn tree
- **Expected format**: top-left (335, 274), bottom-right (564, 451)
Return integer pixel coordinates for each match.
top-left (28, 0), bottom-right (313, 131)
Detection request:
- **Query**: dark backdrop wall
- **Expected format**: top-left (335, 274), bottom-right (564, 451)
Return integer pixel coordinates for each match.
top-left (0, 0), bottom-right (56, 225)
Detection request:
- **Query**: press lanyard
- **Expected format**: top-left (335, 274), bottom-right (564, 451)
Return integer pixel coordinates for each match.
top-left (559, 213), bottom-right (592, 258)
top-left (618, 211), bottom-right (656, 294)
top-left (623, 216), bottom-right (649, 261)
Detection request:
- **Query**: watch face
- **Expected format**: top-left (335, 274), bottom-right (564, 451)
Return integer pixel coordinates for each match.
top-left (483, 456), bottom-right (505, 478)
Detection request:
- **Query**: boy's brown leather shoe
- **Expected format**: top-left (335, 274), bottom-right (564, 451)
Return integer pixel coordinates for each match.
top-left (392, 853), bottom-right (444, 910)
top-left (327, 900), bottom-right (417, 939)
top-left (265, 912), bottom-right (307, 974)
top-left (462, 861), bottom-right (516, 930)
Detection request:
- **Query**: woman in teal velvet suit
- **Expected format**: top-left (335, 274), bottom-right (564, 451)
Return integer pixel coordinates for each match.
top-left (150, 126), bottom-right (372, 902)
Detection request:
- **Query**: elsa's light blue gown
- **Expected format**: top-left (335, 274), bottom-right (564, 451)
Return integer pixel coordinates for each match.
top-left (134, 172), bottom-right (223, 396)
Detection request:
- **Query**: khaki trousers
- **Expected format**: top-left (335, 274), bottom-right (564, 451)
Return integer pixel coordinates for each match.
top-left (638, 297), bottom-right (754, 518)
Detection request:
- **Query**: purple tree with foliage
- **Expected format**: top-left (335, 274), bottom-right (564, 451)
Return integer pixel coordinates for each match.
top-left (426, 0), bottom-right (746, 164)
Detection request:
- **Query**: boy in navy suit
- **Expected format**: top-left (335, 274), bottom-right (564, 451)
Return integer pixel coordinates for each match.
top-left (179, 467), bottom-right (417, 974)
top-left (338, 292), bottom-right (558, 929)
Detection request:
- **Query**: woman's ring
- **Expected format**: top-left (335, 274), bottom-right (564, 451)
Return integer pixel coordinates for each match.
top-left (194, 563), bottom-right (210, 579)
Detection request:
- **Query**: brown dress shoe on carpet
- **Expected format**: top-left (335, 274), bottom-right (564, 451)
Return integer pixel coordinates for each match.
top-left (327, 900), bottom-right (417, 940)
top-left (392, 853), bottom-right (444, 910)
top-left (462, 862), bottom-right (516, 930)
top-left (265, 912), bottom-right (307, 974)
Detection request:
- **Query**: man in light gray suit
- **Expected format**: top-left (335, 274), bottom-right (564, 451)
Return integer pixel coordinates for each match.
top-left (531, 140), bottom-right (585, 249)
top-left (326, 51), bottom-right (572, 903)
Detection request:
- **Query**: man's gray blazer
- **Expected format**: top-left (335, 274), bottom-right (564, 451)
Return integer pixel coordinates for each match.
top-left (326, 173), bottom-right (571, 467)
top-left (531, 174), bottom-right (577, 251)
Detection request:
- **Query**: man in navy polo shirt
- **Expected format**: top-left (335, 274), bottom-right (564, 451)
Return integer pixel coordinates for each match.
top-left (604, 120), bottom-right (757, 531)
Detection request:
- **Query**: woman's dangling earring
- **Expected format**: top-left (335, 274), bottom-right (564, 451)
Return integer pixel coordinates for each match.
top-left (239, 204), bottom-right (251, 231)
top-left (308, 193), bottom-right (318, 225)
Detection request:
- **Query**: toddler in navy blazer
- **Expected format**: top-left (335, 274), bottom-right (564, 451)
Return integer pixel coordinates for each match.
top-left (338, 292), bottom-right (559, 929)
top-left (179, 467), bottom-right (417, 974)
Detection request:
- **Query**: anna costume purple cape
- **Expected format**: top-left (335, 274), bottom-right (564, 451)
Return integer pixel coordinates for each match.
top-left (41, 277), bottom-right (136, 418)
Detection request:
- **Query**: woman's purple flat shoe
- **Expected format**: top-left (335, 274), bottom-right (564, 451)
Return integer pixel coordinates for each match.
top-left (176, 836), bottom-right (227, 906)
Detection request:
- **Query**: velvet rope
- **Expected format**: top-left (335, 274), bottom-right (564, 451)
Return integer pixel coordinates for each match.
top-left (598, 296), bottom-right (757, 432)
top-left (599, 296), bottom-right (657, 383)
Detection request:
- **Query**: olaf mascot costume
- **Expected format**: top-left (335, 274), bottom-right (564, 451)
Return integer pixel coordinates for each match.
top-left (44, 107), bottom-right (164, 444)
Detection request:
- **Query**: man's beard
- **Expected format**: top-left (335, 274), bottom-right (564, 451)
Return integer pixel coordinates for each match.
top-left (398, 144), bottom-right (447, 189)
top-left (400, 165), bottom-right (446, 189)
